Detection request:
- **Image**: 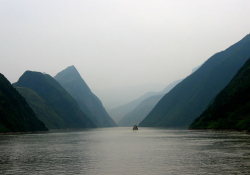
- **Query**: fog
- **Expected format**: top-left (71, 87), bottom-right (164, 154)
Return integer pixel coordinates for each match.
top-left (1, 0), bottom-right (250, 91)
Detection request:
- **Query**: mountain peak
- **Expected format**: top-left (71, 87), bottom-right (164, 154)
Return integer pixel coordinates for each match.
top-left (63, 65), bottom-right (79, 74)
top-left (54, 65), bottom-right (82, 83)
top-left (67, 65), bottom-right (77, 71)
top-left (54, 66), bottom-right (117, 127)
top-left (0, 73), bottom-right (48, 132)
top-left (14, 70), bottom-right (96, 129)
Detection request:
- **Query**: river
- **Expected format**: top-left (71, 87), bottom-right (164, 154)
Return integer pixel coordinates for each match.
top-left (0, 127), bottom-right (250, 175)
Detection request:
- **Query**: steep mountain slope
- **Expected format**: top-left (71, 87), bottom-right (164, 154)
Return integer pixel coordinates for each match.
top-left (14, 71), bottom-right (95, 129)
top-left (118, 94), bottom-right (164, 126)
top-left (139, 33), bottom-right (250, 127)
top-left (0, 73), bottom-right (48, 133)
top-left (16, 87), bottom-right (68, 129)
top-left (54, 66), bottom-right (116, 127)
top-left (190, 58), bottom-right (250, 131)
top-left (109, 79), bottom-right (182, 124)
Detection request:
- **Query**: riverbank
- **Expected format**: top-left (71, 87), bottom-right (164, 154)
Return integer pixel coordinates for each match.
top-left (189, 128), bottom-right (250, 134)
top-left (0, 130), bottom-right (49, 135)
top-left (0, 128), bottom-right (93, 135)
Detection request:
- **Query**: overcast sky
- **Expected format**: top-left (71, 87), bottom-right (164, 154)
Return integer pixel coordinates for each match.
top-left (1, 0), bottom-right (250, 90)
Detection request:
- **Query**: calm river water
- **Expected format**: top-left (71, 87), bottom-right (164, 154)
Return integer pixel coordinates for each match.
top-left (0, 127), bottom-right (250, 175)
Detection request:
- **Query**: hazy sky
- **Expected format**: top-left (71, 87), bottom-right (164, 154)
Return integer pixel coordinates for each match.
top-left (1, 0), bottom-right (250, 90)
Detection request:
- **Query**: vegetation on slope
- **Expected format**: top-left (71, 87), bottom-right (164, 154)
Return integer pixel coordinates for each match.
top-left (139, 33), bottom-right (250, 127)
top-left (0, 73), bottom-right (48, 133)
top-left (190, 58), bottom-right (250, 131)
top-left (14, 71), bottom-right (95, 129)
top-left (16, 87), bottom-right (68, 129)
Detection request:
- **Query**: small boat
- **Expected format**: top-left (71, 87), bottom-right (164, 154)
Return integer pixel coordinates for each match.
top-left (133, 125), bottom-right (138, 130)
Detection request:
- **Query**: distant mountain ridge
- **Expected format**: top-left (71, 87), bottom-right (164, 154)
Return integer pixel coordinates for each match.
top-left (139, 33), bottom-right (250, 127)
top-left (14, 71), bottom-right (95, 129)
top-left (109, 79), bottom-right (182, 124)
top-left (0, 73), bottom-right (48, 133)
top-left (108, 91), bottom-right (159, 124)
top-left (116, 79), bottom-right (182, 126)
top-left (190, 57), bottom-right (250, 131)
top-left (118, 94), bottom-right (164, 126)
top-left (54, 66), bottom-right (116, 127)
top-left (93, 83), bottom-right (166, 110)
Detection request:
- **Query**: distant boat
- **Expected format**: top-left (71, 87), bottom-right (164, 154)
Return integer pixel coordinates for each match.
top-left (133, 125), bottom-right (138, 130)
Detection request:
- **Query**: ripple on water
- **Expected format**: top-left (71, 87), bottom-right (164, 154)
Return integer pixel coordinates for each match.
top-left (0, 128), bottom-right (250, 175)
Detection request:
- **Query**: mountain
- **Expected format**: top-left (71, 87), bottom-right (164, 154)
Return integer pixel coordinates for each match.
top-left (92, 83), bottom-right (166, 110)
top-left (118, 94), bottom-right (164, 127)
top-left (0, 73), bottom-right (48, 133)
top-left (108, 92), bottom-right (158, 124)
top-left (139, 33), bottom-right (250, 127)
top-left (109, 79), bottom-right (182, 124)
top-left (54, 66), bottom-right (116, 127)
top-left (190, 58), bottom-right (250, 131)
top-left (114, 79), bottom-right (182, 125)
top-left (16, 87), bottom-right (68, 129)
top-left (14, 71), bottom-right (95, 129)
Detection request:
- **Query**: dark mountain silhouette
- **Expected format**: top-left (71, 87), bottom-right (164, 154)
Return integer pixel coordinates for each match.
top-left (54, 66), bottom-right (116, 127)
top-left (0, 73), bottom-right (48, 133)
top-left (16, 87), bottom-right (68, 129)
top-left (109, 79), bottom-right (182, 124)
top-left (139, 33), bottom-right (250, 127)
top-left (190, 58), bottom-right (250, 131)
top-left (14, 71), bottom-right (95, 129)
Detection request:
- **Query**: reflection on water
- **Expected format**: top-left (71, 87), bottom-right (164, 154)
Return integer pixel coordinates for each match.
top-left (0, 127), bottom-right (250, 175)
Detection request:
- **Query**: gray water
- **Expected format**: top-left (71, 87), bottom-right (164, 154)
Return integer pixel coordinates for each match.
top-left (0, 127), bottom-right (250, 175)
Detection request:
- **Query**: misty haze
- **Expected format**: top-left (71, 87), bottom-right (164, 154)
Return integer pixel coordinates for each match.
top-left (1, 1), bottom-right (250, 174)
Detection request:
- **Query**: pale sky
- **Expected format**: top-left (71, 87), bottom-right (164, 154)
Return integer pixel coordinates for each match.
top-left (1, 0), bottom-right (250, 90)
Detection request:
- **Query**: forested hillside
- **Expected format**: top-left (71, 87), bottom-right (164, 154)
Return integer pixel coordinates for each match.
top-left (0, 73), bottom-right (48, 133)
top-left (14, 71), bottom-right (95, 129)
top-left (139, 34), bottom-right (250, 127)
top-left (190, 58), bottom-right (250, 131)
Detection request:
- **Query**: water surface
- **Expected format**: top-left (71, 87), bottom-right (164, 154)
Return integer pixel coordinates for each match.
top-left (0, 127), bottom-right (250, 174)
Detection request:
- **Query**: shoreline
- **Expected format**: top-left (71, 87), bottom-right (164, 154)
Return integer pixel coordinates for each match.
top-left (1, 128), bottom-right (249, 135)
top-left (0, 130), bottom-right (49, 135)
top-left (0, 128), bottom-right (94, 135)
top-left (189, 128), bottom-right (250, 134)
